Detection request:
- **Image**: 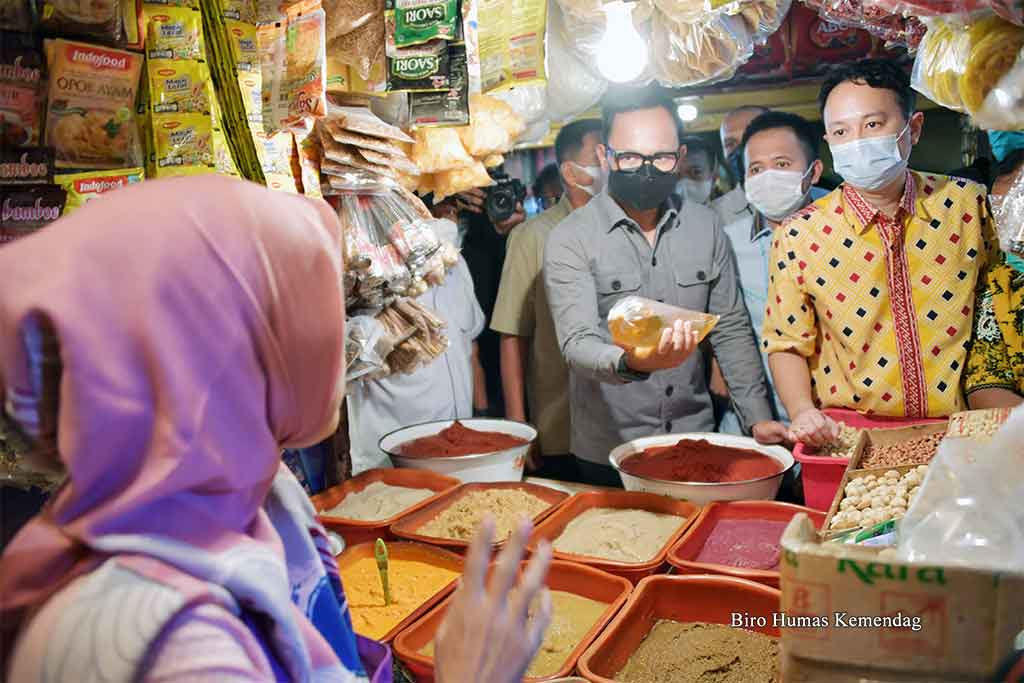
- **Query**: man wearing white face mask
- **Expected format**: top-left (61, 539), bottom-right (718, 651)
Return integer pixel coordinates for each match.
top-left (677, 136), bottom-right (718, 206)
top-left (763, 59), bottom-right (998, 448)
top-left (491, 119), bottom-right (604, 480)
top-left (717, 112), bottom-right (825, 436)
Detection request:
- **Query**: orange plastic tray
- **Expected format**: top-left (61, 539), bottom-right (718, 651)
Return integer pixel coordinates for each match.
top-left (335, 540), bottom-right (464, 643)
top-left (390, 482), bottom-right (569, 551)
top-left (578, 574), bottom-right (781, 683)
top-left (393, 560), bottom-right (633, 683)
top-left (666, 500), bottom-right (825, 587)
top-left (312, 468), bottom-right (460, 547)
top-left (526, 491), bottom-right (700, 584)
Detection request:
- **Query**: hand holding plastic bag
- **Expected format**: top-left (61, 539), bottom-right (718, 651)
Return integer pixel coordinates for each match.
top-left (895, 405), bottom-right (1024, 571)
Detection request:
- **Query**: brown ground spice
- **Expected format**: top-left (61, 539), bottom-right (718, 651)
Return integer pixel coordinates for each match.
top-left (616, 620), bottom-right (780, 683)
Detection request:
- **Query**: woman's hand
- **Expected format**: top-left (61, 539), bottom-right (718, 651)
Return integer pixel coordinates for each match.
top-left (434, 518), bottom-right (553, 683)
top-left (786, 407), bottom-right (840, 448)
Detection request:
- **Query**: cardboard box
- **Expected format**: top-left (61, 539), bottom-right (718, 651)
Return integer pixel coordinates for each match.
top-left (847, 422), bottom-right (948, 471)
top-left (781, 652), bottom-right (988, 682)
top-left (780, 516), bottom-right (1024, 679)
top-left (821, 462), bottom-right (922, 539)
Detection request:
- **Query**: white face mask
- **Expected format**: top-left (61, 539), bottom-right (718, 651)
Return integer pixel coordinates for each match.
top-left (678, 178), bottom-right (713, 205)
top-left (830, 123), bottom-right (910, 191)
top-left (745, 168), bottom-right (813, 222)
top-left (569, 162), bottom-right (605, 197)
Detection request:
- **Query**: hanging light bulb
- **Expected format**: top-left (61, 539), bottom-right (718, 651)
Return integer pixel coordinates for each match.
top-left (596, 1), bottom-right (648, 84)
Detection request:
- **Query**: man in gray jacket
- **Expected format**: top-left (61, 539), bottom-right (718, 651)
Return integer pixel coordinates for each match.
top-left (544, 88), bottom-right (784, 485)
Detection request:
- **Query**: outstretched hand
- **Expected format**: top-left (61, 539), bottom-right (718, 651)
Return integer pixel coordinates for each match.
top-left (434, 517), bottom-right (553, 683)
top-left (624, 320), bottom-right (701, 374)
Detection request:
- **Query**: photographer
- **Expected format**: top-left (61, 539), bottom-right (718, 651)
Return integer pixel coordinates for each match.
top-left (455, 169), bottom-right (528, 417)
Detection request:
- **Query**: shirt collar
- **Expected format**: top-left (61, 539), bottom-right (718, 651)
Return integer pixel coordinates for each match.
top-left (750, 212), bottom-right (771, 242)
top-left (841, 172), bottom-right (917, 233)
top-left (598, 191), bottom-right (680, 234)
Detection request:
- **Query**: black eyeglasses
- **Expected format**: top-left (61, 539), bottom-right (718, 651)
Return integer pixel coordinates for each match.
top-left (606, 147), bottom-right (680, 174)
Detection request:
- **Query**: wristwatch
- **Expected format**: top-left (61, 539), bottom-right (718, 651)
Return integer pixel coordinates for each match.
top-left (616, 354), bottom-right (651, 383)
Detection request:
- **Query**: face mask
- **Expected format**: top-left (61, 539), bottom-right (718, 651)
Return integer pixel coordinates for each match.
top-left (609, 165), bottom-right (679, 211)
top-left (569, 163), bottom-right (605, 197)
top-left (830, 124), bottom-right (910, 192)
top-left (988, 130), bottom-right (1024, 163)
top-left (745, 168), bottom-right (813, 222)
top-left (678, 178), bottom-right (713, 205)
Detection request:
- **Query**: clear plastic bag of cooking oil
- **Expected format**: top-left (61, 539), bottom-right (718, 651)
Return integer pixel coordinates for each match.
top-left (608, 296), bottom-right (720, 350)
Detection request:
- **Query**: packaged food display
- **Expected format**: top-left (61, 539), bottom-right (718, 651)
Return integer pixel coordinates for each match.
top-left (386, 0), bottom-right (458, 48)
top-left (145, 5), bottom-right (205, 60)
top-left (44, 39), bottom-right (143, 169)
top-left (324, 0), bottom-right (381, 43)
top-left (258, 0), bottom-right (327, 134)
top-left (475, 0), bottom-right (546, 92)
top-left (0, 184), bottom-right (68, 243)
top-left (650, 13), bottom-right (753, 88)
top-left (608, 296), bottom-right (720, 351)
top-left (0, 147), bottom-right (55, 185)
top-left (1, 32), bottom-right (46, 148)
top-left (152, 111), bottom-right (214, 174)
top-left (55, 166), bottom-right (143, 214)
top-left (39, 0), bottom-right (125, 45)
top-left (149, 59), bottom-right (213, 113)
top-left (329, 10), bottom-right (384, 81)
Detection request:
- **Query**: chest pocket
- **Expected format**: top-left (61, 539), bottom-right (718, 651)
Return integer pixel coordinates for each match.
top-left (595, 271), bottom-right (643, 320)
top-left (674, 265), bottom-right (716, 311)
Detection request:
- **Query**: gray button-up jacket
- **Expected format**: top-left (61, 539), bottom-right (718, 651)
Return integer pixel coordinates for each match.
top-left (543, 191), bottom-right (773, 464)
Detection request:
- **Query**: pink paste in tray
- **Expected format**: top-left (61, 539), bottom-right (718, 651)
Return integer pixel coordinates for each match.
top-left (695, 519), bottom-right (791, 570)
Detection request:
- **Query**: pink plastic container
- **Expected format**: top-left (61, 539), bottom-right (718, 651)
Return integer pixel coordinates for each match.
top-left (795, 408), bottom-right (946, 511)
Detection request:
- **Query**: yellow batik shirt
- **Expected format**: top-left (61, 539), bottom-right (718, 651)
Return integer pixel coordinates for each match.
top-left (763, 172), bottom-right (997, 418)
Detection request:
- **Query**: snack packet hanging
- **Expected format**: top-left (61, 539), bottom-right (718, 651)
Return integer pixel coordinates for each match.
top-left (149, 59), bottom-right (213, 113)
top-left (225, 18), bottom-right (259, 70)
top-left (145, 5), bottom-right (205, 60)
top-left (55, 167), bottom-right (144, 215)
top-left (410, 125), bottom-right (472, 172)
top-left (260, 0), bottom-right (327, 133)
top-left (608, 296), bottom-right (720, 351)
top-left (475, 0), bottom-right (546, 92)
top-left (974, 54), bottom-right (1024, 131)
top-left (456, 92), bottom-right (525, 156)
top-left (1, 32), bottom-right (45, 148)
top-left (408, 42), bottom-right (469, 126)
top-left (327, 100), bottom-right (414, 141)
top-left (386, 39), bottom-right (450, 92)
top-left (44, 39), bottom-right (144, 169)
top-left (387, 0), bottom-right (458, 48)
top-left (329, 11), bottom-right (384, 81)
top-left (990, 170), bottom-right (1024, 255)
top-left (39, 0), bottom-right (125, 45)
top-left (152, 112), bottom-right (214, 175)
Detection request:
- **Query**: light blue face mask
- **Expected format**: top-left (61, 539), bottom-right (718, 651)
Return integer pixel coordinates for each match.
top-left (988, 130), bottom-right (1024, 163)
top-left (1006, 252), bottom-right (1024, 275)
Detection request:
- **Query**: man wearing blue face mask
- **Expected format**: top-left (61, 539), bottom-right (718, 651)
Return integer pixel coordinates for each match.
top-left (544, 88), bottom-right (781, 486)
top-left (491, 119), bottom-right (604, 480)
top-left (717, 111), bottom-right (826, 436)
top-left (763, 59), bottom-right (998, 448)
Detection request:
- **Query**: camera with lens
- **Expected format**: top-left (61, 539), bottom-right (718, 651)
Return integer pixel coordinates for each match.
top-left (485, 169), bottom-right (526, 224)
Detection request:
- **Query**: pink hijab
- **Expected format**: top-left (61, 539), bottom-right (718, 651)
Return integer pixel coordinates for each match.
top-left (0, 177), bottom-right (345, 654)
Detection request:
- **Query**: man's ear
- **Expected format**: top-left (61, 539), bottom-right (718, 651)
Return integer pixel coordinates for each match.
top-left (909, 111), bottom-right (925, 145)
top-left (596, 143), bottom-right (610, 172)
top-left (810, 159), bottom-right (825, 186)
top-left (560, 160), bottom-right (578, 187)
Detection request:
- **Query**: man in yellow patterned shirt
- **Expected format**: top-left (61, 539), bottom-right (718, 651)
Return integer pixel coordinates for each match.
top-left (763, 60), bottom-right (997, 446)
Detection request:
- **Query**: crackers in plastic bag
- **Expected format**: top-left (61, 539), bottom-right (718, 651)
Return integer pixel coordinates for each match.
top-left (411, 125), bottom-right (472, 173)
top-left (44, 39), bottom-right (143, 169)
top-left (456, 93), bottom-right (525, 157)
top-left (431, 159), bottom-right (491, 201)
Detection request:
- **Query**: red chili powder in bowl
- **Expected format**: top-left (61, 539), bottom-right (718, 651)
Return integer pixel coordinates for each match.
top-left (399, 421), bottom-right (528, 458)
top-left (620, 439), bottom-right (784, 483)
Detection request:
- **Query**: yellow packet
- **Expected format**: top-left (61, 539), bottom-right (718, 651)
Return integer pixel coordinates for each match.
top-left (221, 0), bottom-right (256, 23)
top-left (476, 0), bottom-right (546, 92)
top-left (226, 19), bottom-right (259, 70)
top-left (212, 127), bottom-right (240, 176)
top-left (152, 112), bottom-right (214, 175)
top-left (56, 167), bottom-right (144, 215)
top-left (238, 71), bottom-right (263, 123)
top-left (146, 6), bottom-right (205, 61)
top-left (149, 59), bottom-right (212, 114)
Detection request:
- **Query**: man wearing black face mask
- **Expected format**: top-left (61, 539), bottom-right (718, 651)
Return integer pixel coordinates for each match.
top-left (544, 88), bottom-right (779, 486)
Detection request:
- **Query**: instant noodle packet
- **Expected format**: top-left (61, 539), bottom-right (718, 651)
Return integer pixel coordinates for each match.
top-left (55, 166), bottom-right (143, 214)
top-left (145, 5), bottom-right (205, 60)
top-left (44, 39), bottom-right (143, 169)
top-left (148, 59), bottom-right (213, 113)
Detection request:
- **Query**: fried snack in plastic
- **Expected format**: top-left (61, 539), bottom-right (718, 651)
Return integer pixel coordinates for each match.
top-left (44, 39), bottom-right (143, 169)
top-left (152, 112), bottom-right (214, 175)
top-left (431, 159), bottom-right (492, 201)
top-left (959, 15), bottom-right (1024, 113)
top-left (149, 59), bottom-right (212, 114)
top-left (329, 11), bottom-right (385, 81)
top-left (324, 0), bottom-right (381, 42)
top-left (455, 94), bottom-right (525, 157)
top-left (411, 125), bottom-right (473, 173)
top-left (55, 166), bottom-right (143, 214)
top-left (145, 5), bottom-right (204, 60)
top-left (608, 296), bottom-right (720, 352)
top-left (650, 11), bottom-right (750, 88)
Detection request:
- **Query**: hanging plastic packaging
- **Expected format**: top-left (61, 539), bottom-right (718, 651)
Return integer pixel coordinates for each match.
top-left (973, 54), bottom-right (1024, 131)
top-left (896, 405), bottom-right (1024, 571)
top-left (650, 12), bottom-right (753, 88)
top-left (989, 170), bottom-right (1024, 255)
top-left (543, 2), bottom-right (605, 123)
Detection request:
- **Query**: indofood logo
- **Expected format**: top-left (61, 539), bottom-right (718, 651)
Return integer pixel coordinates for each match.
top-left (403, 4), bottom-right (445, 26)
top-left (75, 177), bottom-right (128, 194)
top-left (394, 55), bottom-right (440, 79)
top-left (70, 47), bottom-right (129, 70)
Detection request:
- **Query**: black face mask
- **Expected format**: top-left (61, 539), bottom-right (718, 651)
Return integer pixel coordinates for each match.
top-left (608, 165), bottom-right (678, 211)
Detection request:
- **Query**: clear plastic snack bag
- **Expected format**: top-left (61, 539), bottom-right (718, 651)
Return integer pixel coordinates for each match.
top-left (972, 47), bottom-right (1024, 131)
top-left (989, 168), bottom-right (1024, 256)
top-left (608, 296), bottom-right (720, 351)
top-left (650, 11), bottom-right (752, 88)
top-left (345, 314), bottom-right (395, 381)
top-left (895, 405), bottom-right (1024, 571)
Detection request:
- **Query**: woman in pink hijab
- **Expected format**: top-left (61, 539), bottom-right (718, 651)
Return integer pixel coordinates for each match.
top-left (0, 176), bottom-right (552, 683)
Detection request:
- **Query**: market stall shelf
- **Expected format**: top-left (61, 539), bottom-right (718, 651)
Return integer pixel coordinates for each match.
top-left (335, 540), bottom-right (465, 643)
top-left (578, 574), bottom-right (782, 683)
top-left (390, 481), bottom-right (568, 551)
top-left (312, 468), bottom-right (460, 547)
top-left (667, 500), bottom-right (825, 587)
top-left (608, 433), bottom-right (793, 504)
top-left (393, 560), bottom-right (633, 683)
top-left (380, 418), bottom-right (538, 483)
top-left (527, 491), bottom-right (700, 584)
top-left (794, 408), bottom-right (946, 511)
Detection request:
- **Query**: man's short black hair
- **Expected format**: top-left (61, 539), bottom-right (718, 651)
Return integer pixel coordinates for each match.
top-left (680, 136), bottom-right (717, 168)
top-left (740, 111), bottom-right (821, 169)
top-left (554, 119), bottom-right (603, 166)
top-left (819, 59), bottom-right (916, 121)
top-left (601, 86), bottom-right (682, 144)
top-left (532, 164), bottom-right (561, 197)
